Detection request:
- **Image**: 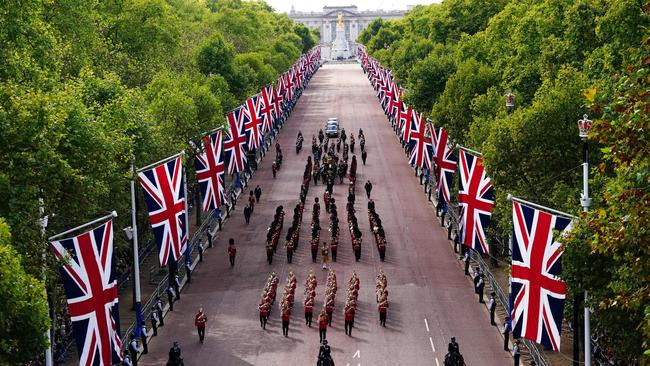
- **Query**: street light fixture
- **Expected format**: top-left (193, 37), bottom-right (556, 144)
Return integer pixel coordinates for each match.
top-left (578, 113), bottom-right (593, 366)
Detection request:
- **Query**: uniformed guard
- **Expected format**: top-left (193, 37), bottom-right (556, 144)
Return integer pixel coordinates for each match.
top-left (488, 292), bottom-right (497, 325)
top-left (321, 242), bottom-right (329, 270)
top-left (318, 309), bottom-right (328, 342)
top-left (228, 238), bottom-right (237, 267)
top-left (254, 185), bottom-right (262, 203)
top-left (122, 354), bottom-right (132, 366)
top-left (155, 296), bottom-right (164, 326)
top-left (195, 307), bottom-right (207, 343)
top-left (463, 250), bottom-right (471, 275)
top-left (140, 324), bottom-right (148, 354)
top-left (304, 296), bottom-right (314, 327)
top-left (128, 334), bottom-right (139, 366)
top-left (173, 274), bottom-right (181, 300)
top-left (503, 317), bottom-right (512, 351)
top-left (150, 310), bottom-right (158, 337)
top-left (477, 274), bottom-right (486, 303)
top-left (512, 340), bottom-right (521, 366)
top-left (364, 180), bottom-right (372, 199)
top-left (166, 285), bottom-right (175, 312)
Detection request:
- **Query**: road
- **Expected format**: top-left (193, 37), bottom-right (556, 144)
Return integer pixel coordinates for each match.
top-left (138, 63), bottom-right (509, 366)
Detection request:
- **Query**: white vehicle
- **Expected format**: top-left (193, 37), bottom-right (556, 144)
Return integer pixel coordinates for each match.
top-left (326, 119), bottom-right (339, 137)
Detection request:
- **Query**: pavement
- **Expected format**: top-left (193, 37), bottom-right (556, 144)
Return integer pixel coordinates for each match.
top-left (138, 63), bottom-right (510, 366)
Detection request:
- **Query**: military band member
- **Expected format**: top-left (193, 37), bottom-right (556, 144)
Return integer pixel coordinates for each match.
top-left (259, 301), bottom-right (269, 329)
top-left (321, 242), bottom-right (329, 270)
top-left (195, 307), bottom-right (207, 343)
top-left (318, 309), bottom-right (328, 342)
top-left (344, 303), bottom-right (355, 336)
top-left (228, 238), bottom-right (237, 267)
top-left (304, 296), bottom-right (314, 327)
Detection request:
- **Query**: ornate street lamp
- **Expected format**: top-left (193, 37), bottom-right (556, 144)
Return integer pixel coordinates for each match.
top-left (505, 90), bottom-right (515, 109)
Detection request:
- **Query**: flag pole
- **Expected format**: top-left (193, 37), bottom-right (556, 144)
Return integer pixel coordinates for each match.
top-left (130, 157), bottom-right (143, 337)
top-left (506, 194), bottom-right (577, 219)
top-left (39, 198), bottom-right (53, 366)
top-left (48, 211), bottom-right (118, 241)
top-left (183, 166), bottom-right (191, 282)
top-left (456, 144), bottom-right (483, 156)
top-left (136, 151), bottom-right (185, 174)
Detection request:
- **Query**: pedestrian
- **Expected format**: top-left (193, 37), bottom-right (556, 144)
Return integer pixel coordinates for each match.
top-left (140, 325), bottom-right (148, 354)
top-left (174, 274), bottom-right (181, 300)
top-left (128, 334), bottom-right (139, 366)
top-left (364, 180), bottom-right (373, 199)
top-left (281, 305), bottom-right (291, 337)
top-left (155, 296), bottom-right (164, 326)
top-left (378, 297), bottom-right (388, 327)
top-left (151, 311), bottom-right (159, 336)
top-left (254, 185), bottom-right (262, 203)
top-left (321, 242), bottom-right (329, 270)
top-left (195, 307), bottom-right (207, 343)
top-left (248, 190), bottom-right (255, 212)
top-left (503, 318), bottom-right (512, 351)
top-left (513, 340), bottom-right (521, 366)
top-left (166, 285), bottom-right (175, 312)
top-left (488, 292), bottom-right (497, 325)
top-left (464, 250), bottom-right (470, 275)
top-left (243, 204), bottom-right (251, 224)
top-left (361, 150), bottom-right (367, 165)
top-left (477, 274), bottom-right (485, 303)
top-left (228, 238), bottom-right (236, 267)
top-left (318, 310), bottom-right (328, 342)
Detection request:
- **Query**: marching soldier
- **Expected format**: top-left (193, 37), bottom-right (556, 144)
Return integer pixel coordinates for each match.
top-left (259, 300), bottom-right (270, 329)
top-left (286, 239), bottom-right (294, 264)
top-left (311, 240), bottom-right (318, 262)
top-left (362, 150), bottom-right (368, 165)
top-left (228, 238), bottom-right (237, 267)
top-left (272, 160), bottom-right (278, 178)
top-left (281, 304), bottom-right (291, 337)
top-left (254, 185), bottom-right (262, 203)
top-left (353, 242), bottom-right (361, 262)
top-left (321, 242), bottom-right (329, 270)
top-left (318, 309), bottom-right (328, 342)
top-left (244, 204), bottom-right (251, 224)
top-left (344, 303), bottom-right (355, 336)
top-left (330, 240), bottom-right (338, 262)
top-left (304, 296), bottom-right (314, 327)
top-left (378, 296), bottom-right (388, 327)
top-left (325, 295), bottom-right (335, 326)
top-left (266, 242), bottom-right (274, 264)
top-left (364, 180), bottom-right (373, 199)
top-left (248, 191), bottom-right (255, 212)
top-left (195, 307), bottom-right (207, 343)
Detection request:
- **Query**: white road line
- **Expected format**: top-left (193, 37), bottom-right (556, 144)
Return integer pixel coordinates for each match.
top-left (424, 318), bottom-right (430, 332)
top-left (435, 357), bottom-right (440, 366)
top-left (429, 337), bottom-right (436, 353)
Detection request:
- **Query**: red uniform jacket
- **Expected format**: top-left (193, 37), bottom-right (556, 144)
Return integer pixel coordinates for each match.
top-left (195, 312), bottom-right (207, 329)
top-left (344, 307), bottom-right (355, 321)
top-left (228, 246), bottom-right (237, 257)
top-left (318, 316), bottom-right (328, 330)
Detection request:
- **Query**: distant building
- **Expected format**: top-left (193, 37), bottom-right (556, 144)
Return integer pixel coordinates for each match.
top-left (288, 5), bottom-right (408, 59)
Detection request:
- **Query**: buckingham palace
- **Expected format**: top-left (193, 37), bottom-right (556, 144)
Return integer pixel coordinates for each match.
top-left (288, 5), bottom-right (411, 60)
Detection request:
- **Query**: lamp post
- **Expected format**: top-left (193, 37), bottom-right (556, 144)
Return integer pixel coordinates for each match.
top-left (505, 90), bottom-right (515, 110)
top-left (578, 114), bottom-right (592, 366)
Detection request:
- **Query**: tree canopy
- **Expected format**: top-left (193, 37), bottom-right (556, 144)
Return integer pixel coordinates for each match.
top-left (0, 0), bottom-right (317, 361)
top-left (359, 0), bottom-right (648, 361)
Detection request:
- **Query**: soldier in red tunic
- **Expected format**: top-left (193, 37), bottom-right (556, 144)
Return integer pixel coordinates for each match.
top-left (318, 309), bottom-right (328, 342)
top-left (259, 301), bottom-right (269, 329)
top-left (304, 296), bottom-right (314, 327)
top-left (344, 303), bottom-right (355, 336)
top-left (194, 308), bottom-right (207, 343)
top-left (227, 238), bottom-right (236, 267)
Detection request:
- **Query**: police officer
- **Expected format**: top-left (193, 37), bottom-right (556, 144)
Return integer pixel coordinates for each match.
top-left (155, 296), bottom-right (164, 326)
top-left (488, 292), bottom-right (497, 325)
top-left (151, 310), bottom-right (159, 336)
top-left (140, 324), bottom-right (148, 354)
top-left (463, 250), bottom-right (471, 275)
top-left (503, 317), bottom-right (512, 351)
top-left (512, 340), bottom-right (521, 366)
top-left (174, 274), bottom-right (181, 300)
top-left (128, 334), bottom-right (139, 366)
top-left (166, 285), bottom-right (175, 312)
top-left (122, 354), bottom-right (133, 366)
top-left (476, 274), bottom-right (485, 303)
top-left (198, 240), bottom-right (204, 262)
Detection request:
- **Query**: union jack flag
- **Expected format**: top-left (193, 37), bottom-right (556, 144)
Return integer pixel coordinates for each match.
top-left (457, 149), bottom-right (494, 254)
top-left (195, 129), bottom-right (226, 211)
top-left (138, 155), bottom-right (188, 266)
top-left (243, 94), bottom-right (264, 150)
top-left (260, 84), bottom-right (276, 132)
top-left (388, 83), bottom-right (401, 118)
top-left (224, 107), bottom-right (248, 174)
top-left (432, 125), bottom-right (457, 204)
top-left (407, 111), bottom-right (433, 169)
top-left (399, 102), bottom-right (413, 143)
top-left (274, 75), bottom-right (285, 118)
top-left (50, 220), bottom-right (123, 366)
top-left (510, 201), bottom-right (572, 351)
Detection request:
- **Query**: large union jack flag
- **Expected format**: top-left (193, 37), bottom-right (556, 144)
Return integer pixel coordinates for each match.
top-left (285, 70), bottom-right (295, 101)
top-left (407, 111), bottom-right (433, 169)
top-left (274, 76), bottom-right (285, 118)
top-left (432, 125), bottom-right (457, 204)
top-left (260, 84), bottom-right (276, 133)
top-left (399, 102), bottom-right (413, 144)
top-left (50, 220), bottom-right (122, 366)
top-left (224, 107), bottom-right (248, 174)
top-left (458, 149), bottom-right (494, 254)
top-left (195, 129), bottom-right (226, 211)
top-left (138, 155), bottom-right (188, 266)
top-left (243, 94), bottom-right (264, 150)
top-left (510, 200), bottom-right (572, 351)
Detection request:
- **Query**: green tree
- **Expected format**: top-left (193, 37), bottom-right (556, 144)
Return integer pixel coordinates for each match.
top-left (0, 219), bottom-right (50, 364)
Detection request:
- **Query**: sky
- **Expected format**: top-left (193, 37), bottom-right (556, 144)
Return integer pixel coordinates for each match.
top-left (264, 0), bottom-right (439, 14)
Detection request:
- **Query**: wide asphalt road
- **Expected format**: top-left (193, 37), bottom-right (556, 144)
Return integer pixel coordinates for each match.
top-left (138, 63), bottom-right (508, 366)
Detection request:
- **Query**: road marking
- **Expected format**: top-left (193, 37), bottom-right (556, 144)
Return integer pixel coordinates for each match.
top-left (435, 357), bottom-right (440, 366)
top-left (424, 318), bottom-right (430, 332)
top-left (429, 337), bottom-right (436, 353)
top-left (353, 349), bottom-right (360, 358)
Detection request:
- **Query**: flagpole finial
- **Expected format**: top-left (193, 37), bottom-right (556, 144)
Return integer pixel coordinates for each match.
top-left (507, 194), bottom-right (513, 201)
top-left (111, 211), bottom-right (118, 218)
